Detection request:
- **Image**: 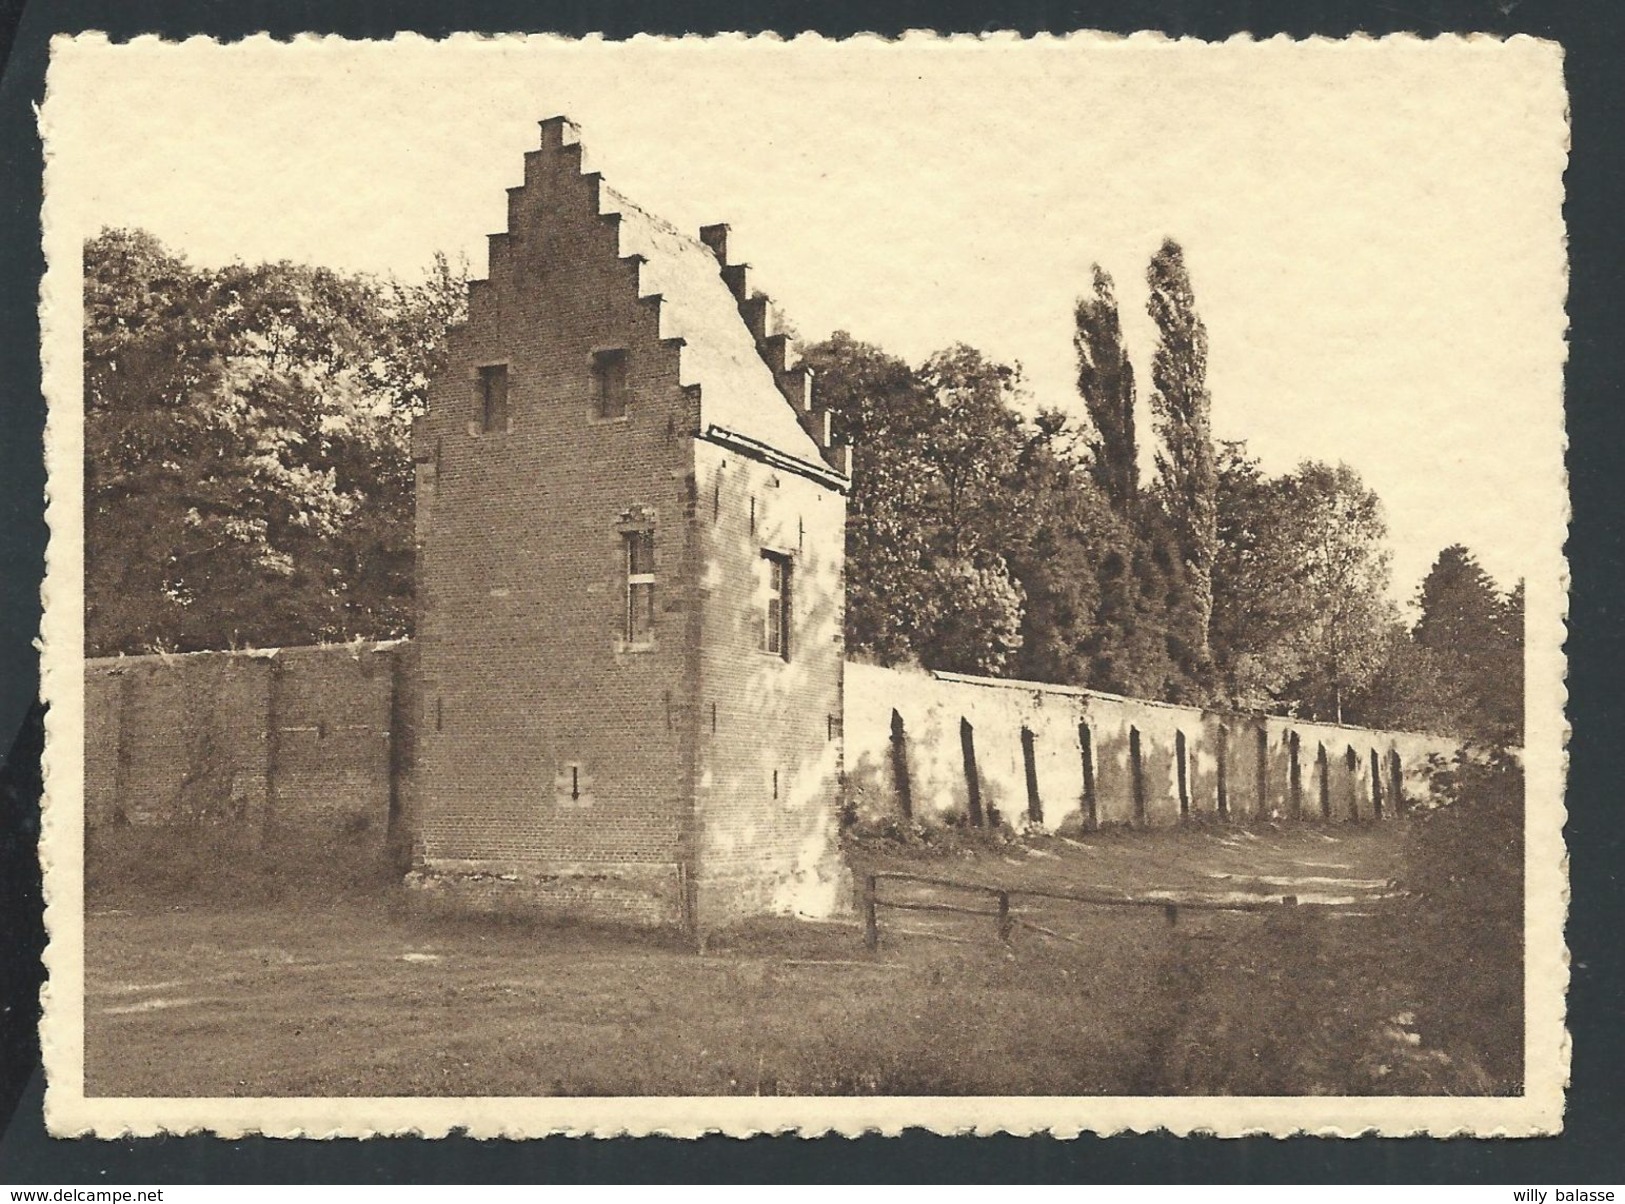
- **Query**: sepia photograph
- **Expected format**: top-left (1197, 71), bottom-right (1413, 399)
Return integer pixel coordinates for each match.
top-left (37, 32), bottom-right (1568, 1137)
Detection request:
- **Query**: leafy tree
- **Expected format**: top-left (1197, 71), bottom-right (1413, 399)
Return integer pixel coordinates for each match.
top-left (1498, 579), bottom-right (1526, 740)
top-left (84, 228), bottom-right (465, 656)
top-left (1210, 441), bottom-right (1306, 704)
top-left (915, 344), bottom-right (1025, 560)
top-left (362, 250), bottom-right (473, 417)
top-left (914, 557), bottom-right (1025, 677)
top-left (1124, 501), bottom-right (1203, 701)
top-left (802, 333), bottom-right (936, 664)
top-left (1004, 410), bottom-right (1117, 686)
top-left (1208, 454), bottom-right (1394, 721)
top-left (1343, 621), bottom-right (1472, 735)
top-left (1145, 239), bottom-right (1219, 670)
top-left (807, 335), bottom-right (1030, 672)
top-left (1271, 462), bottom-right (1395, 722)
top-left (1066, 264), bottom-right (1203, 700)
top-left (1402, 747), bottom-right (1524, 1091)
top-left (1073, 265), bottom-right (1139, 509)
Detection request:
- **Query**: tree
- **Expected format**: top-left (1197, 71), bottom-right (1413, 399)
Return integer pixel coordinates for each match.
top-left (1272, 462), bottom-right (1395, 723)
top-left (1413, 545), bottom-right (1524, 743)
top-left (83, 228), bottom-right (466, 656)
top-left (1124, 500), bottom-right (1203, 701)
top-left (1415, 545), bottom-right (1505, 652)
top-left (805, 336), bottom-right (1031, 672)
top-left (362, 250), bottom-right (473, 417)
top-left (1146, 239), bottom-right (1219, 671)
top-left (1068, 264), bottom-right (1203, 700)
top-left (1211, 441), bottom-right (1304, 704)
top-left (1073, 265), bottom-right (1139, 509)
top-left (1208, 455), bottom-right (1394, 722)
top-left (915, 344), bottom-right (1025, 560)
top-left (1004, 410), bottom-right (1118, 687)
top-left (914, 557), bottom-right (1025, 677)
top-left (1497, 579), bottom-right (1526, 741)
top-left (1344, 621), bottom-right (1472, 735)
top-left (802, 333), bottom-right (937, 664)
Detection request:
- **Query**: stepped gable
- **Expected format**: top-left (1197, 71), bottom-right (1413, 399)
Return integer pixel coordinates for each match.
top-left (513, 116), bottom-right (837, 475)
top-left (696, 222), bottom-right (852, 479)
top-left (602, 188), bottom-right (827, 467)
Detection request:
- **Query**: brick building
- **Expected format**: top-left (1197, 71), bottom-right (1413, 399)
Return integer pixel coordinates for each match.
top-left (407, 117), bottom-right (853, 930)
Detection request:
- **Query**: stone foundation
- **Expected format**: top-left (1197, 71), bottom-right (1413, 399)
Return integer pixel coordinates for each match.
top-left (405, 859), bottom-right (686, 927)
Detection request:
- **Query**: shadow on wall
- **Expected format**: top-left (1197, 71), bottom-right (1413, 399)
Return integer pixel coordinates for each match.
top-left (703, 476), bottom-right (849, 919)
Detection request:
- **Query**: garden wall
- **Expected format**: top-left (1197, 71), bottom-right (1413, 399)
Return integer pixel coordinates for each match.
top-left (83, 643), bottom-right (1458, 876)
top-left (84, 641), bottom-right (416, 857)
top-left (843, 663), bottom-right (1457, 831)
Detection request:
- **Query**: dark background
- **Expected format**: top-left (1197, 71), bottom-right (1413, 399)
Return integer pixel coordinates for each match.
top-left (2, 0), bottom-right (1620, 1183)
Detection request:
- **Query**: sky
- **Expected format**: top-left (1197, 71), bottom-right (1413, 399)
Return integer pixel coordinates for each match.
top-left (44, 34), bottom-right (1568, 604)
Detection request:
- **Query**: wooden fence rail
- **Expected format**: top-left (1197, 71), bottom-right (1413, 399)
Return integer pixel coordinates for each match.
top-left (861, 869), bottom-right (1329, 951)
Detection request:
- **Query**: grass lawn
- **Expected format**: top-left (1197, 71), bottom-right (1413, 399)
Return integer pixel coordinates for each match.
top-left (83, 823), bottom-right (1513, 1097)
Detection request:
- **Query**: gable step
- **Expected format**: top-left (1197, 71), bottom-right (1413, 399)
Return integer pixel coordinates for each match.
top-left (761, 331), bottom-right (791, 375)
top-left (721, 263), bottom-right (751, 304)
top-left (698, 223), bottom-right (730, 263)
top-left (690, 218), bottom-right (854, 482)
top-left (736, 293), bottom-right (771, 343)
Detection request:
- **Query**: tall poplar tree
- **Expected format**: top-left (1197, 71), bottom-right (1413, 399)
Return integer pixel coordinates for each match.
top-left (1073, 265), bottom-right (1139, 510)
top-left (1146, 238), bottom-right (1219, 671)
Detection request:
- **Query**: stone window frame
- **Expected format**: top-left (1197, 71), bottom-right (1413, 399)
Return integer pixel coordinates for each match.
top-left (470, 360), bottom-right (512, 436)
top-left (759, 548), bottom-right (792, 661)
top-left (554, 760), bottom-right (594, 809)
top-left (614, 507), bottom-right (658, 654)
top-left (589, 346), bottom-right (631, 424)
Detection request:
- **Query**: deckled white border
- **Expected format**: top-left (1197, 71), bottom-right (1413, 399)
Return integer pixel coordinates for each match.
top-left (38, 30), bottom-right (1570, 1138)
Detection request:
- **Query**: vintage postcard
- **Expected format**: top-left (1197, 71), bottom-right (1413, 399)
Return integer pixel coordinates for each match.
top-left (38, 32), bottom-right (1569, 1137)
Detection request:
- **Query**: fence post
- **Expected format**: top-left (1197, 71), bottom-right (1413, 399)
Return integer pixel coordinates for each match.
top-left (864, 874), bottom-right (879, 951)
top-left (996, 890), bottom-right (1012, 943)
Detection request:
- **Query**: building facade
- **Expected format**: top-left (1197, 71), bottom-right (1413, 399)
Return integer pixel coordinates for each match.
top-left (408, 117), bottom-right (852, 930)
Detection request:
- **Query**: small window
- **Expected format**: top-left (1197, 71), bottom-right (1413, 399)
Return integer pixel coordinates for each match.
top-left (762, 552), bottom-right (790, 658)
top-left (477, 364), bottom-right (509, 433)
top-left (555, 761), bottom-right (593, 808)
top-left (592, 349), bottom-right (629, 419)
top-left (624, 529), bottom-right (655, 644)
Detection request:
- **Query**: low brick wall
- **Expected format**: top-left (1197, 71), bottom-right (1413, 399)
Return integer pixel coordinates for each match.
top-left (843, 663), bottom-right (1457, 831)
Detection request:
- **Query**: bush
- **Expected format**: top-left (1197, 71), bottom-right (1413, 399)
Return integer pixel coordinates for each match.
top-left (841, 809), bottom-right (1020, 856)
top-left (1406, 745), bottom-right (1523, 917)
top-left (1395, 744), bottom-right (1525, 1092)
